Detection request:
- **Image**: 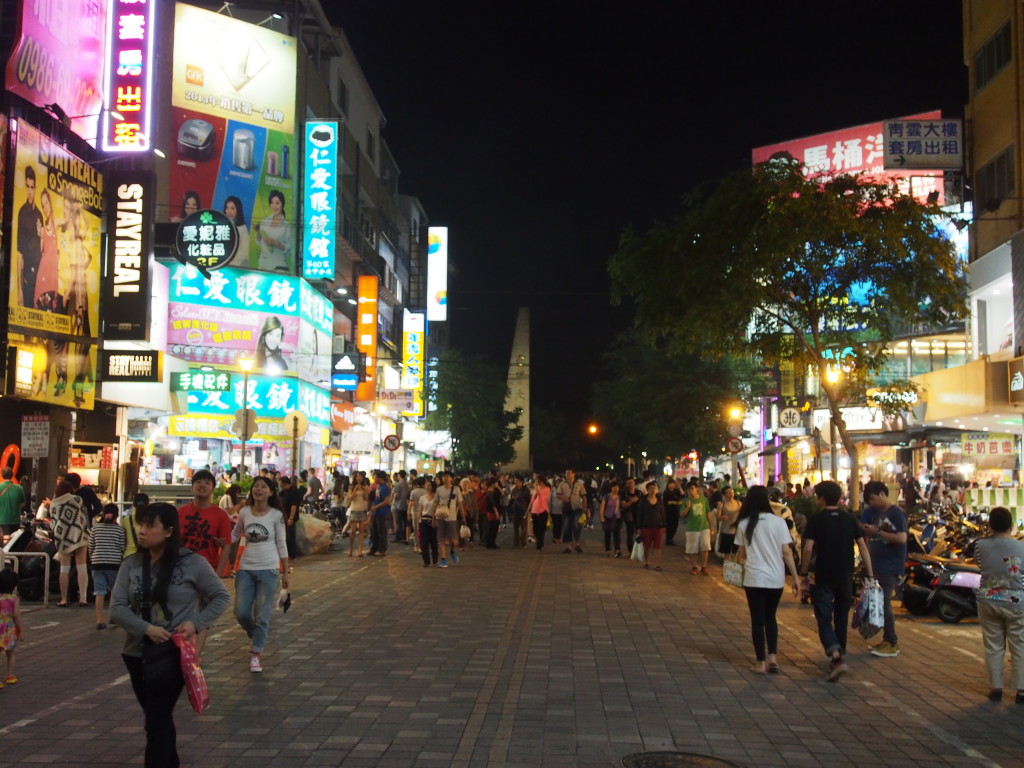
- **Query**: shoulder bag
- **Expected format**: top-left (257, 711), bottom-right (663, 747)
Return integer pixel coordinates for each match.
top-left (139, 555), bottom-right (182, 690)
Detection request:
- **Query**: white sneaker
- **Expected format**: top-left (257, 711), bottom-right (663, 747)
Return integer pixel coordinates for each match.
top-left (249, 654), bottom-right (263, 673)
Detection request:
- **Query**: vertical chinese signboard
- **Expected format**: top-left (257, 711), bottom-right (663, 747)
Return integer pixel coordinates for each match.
top-left (401, 310), bottom-right (426, 417)
top-left (355, 275), bottom-right (378, 402)
top-left (302, 121), bottom-right (338, 280)
top-left (102, 0), bottom-right (156, 152)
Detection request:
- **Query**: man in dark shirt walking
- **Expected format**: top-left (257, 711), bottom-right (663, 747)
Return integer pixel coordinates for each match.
top-left (860, 480), bottom-right (908, 658)
top-left (800, 480), bottom-right (874, 683)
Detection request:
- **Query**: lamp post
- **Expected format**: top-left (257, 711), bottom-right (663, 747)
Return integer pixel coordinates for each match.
top-left (238, 355), bottom-right (253, 473)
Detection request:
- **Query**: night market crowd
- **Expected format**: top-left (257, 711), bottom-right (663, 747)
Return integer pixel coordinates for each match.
top-left (3, 465), bottom-right (1024, 768)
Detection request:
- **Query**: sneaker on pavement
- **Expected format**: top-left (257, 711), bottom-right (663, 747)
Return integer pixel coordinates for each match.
top-left (450, 551), bottom-right (459, 564)
top-left (438, 559), bottom-right (448, 568)
top-left (870, 642), bottom-right (900, 658)
top-left (827, 657), bottom-right (848, 682)
top-left (249, 655), bottom-right (263, 673)
top-left (700, 567), bottom-right (709, 576)
top-left (4, 675), bottom-right (16, 684)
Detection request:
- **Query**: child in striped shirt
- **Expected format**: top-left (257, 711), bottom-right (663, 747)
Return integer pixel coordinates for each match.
top-left (89, 504), bottom-right (126, 630)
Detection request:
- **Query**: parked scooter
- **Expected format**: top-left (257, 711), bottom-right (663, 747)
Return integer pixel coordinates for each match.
top-left (2, 515), bottom-right (59, 601)
top-left (926, 563), bottom-right (981, 624)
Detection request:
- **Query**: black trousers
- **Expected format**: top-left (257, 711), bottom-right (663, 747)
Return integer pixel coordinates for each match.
top-left (510, 512), bottom-right (526, 547)
top-left (551, 513), bottom-right (565, 542)
top-left (532, 512), bottom-right (548, 549)
top-left (370, 515), bottom-right (389, 554)
top-left (420, 521), bottom-right (438, 564)
top-left (603, 520), bottom-right (622, 552)
top-left (665, 508), bottom-right (680, 544)
top-left (624, 518), bottom-right (636, 549)
top-left (743, 587), bottom-right (784, 661)
top-left (485, 517), bottom-right (499, 548)
top-left (124, 653), bottom-right (184, 768)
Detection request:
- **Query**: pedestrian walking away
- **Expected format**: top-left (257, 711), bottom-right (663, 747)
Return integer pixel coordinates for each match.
top-left (800, 480), bottom-right (874, 682)
top-left (734, 486), bottom-right (801, 674)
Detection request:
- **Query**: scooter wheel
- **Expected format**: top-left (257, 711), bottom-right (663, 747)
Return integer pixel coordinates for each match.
top-left (936, 601), bottom-right (965, 624)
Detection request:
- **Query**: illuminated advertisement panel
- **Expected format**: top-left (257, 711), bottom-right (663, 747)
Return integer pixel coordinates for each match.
top-left (184, 373), bottom-right (328, 427)
top-left (355, 275), bottom-right (378, 402)
top-left (4, 0), bottom-right (107, 145)
top-left (401, 310), bottom-right (426, 417)
top-left (103, 171), bottom-right (154, 340)
top-left (302, 121), bottom-right (338, 280)
top-left (751, 112), bottom-right (944, 203)
top-left (101, 0), bottom-right (156, 152)
top-left (8, 121), bottom-right (101, 409)
top-left (168, 413), bottom-right (330, 445)
top-left (298, 279), bottom-right (331, 384)
top-left (426, 227), bottom-right (448, 321)
top-left (169, 3), bottom-right (298, 273)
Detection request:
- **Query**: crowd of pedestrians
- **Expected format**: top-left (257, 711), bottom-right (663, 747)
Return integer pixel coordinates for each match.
top-left (7, 465), bottom-right (1024, 768)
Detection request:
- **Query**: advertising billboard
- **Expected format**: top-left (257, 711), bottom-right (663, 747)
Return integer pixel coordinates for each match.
top-left (8, 120), bottom-right (101, 409)
top-left (103, 171), bottom-right (154, 340)
top-left (751, 112), bottom-right (944, 203)
top-left (167, 263), bottom-right (328, 383)
top-left (355, 275), bottom-right (378, 402)
top-left (169, 3), bottom-right (298, 273)
top-left (882, 118), bottom-right (963, 172)
top-left (5, 0), bottom-right (108, 145)
top-left (426, 227), bottom-right (448, 321)
top-left (302, 121), bottom-right (338, 280)
top-left (402, 310), bottom-right (426, 416)
top-left (101, 0), bottom-right (156, 152)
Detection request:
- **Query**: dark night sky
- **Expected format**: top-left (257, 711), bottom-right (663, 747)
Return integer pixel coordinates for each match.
top-left (328, 1), bottom-right (967, 424)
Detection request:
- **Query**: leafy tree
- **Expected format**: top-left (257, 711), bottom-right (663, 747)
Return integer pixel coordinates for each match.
top-left (609, 158), bottom-right (966, 507)
top-left (424, 348), bottom-right (523, 472)
top-left (591, 330), bottom-right (754, 474)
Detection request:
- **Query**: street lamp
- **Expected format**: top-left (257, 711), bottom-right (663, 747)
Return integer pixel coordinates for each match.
top-left (587, 423), bottom-right (598, 435)
top-left (238, 355), bottom-right (253, 473)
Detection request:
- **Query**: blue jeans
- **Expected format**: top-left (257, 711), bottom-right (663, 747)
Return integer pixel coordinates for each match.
top-left (234, 569), bottom-right (280, 654)
top-left (563, 509), bottom-right (582, 544)
top-left (810, 578), bottom-right (853, 657)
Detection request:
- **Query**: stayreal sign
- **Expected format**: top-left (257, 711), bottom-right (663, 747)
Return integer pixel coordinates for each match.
top-left (103, 171), bottom-right (154, 340)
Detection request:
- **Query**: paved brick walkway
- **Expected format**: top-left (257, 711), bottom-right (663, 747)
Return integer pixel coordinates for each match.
top-left (1, 527), bottom-right (1022, 767)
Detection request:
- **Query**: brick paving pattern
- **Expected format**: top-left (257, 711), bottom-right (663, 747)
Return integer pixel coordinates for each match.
top-left (1, 527), bottom-right (1022, 767)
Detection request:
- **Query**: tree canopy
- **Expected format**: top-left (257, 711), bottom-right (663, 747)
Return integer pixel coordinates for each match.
top-left (609, 158), bottom-right (967, 505)
top-left (423, 348), bottom-right (523, 472)
top-left (591, 329), bottom-right (755, 471)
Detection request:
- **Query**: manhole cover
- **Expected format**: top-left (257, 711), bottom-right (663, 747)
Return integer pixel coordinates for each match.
top-left (622, 753), bottom-right (743, 768)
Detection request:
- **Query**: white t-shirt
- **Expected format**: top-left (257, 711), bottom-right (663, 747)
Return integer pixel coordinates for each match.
top-left (735, 513), bottom-right (792, 589)
top-left (232, 506), bottom-right (288, 570)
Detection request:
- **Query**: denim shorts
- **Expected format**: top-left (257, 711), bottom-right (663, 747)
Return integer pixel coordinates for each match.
top-left (91, 568), bottom-right (118, 595)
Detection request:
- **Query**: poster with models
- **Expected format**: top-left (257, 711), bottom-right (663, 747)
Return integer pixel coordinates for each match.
top-left (7, 121), bottom-right (101, 409)
top-left (169, 3), bottom-right (298, 274)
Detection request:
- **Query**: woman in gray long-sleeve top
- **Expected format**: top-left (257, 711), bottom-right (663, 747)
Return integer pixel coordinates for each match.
top-left (111, 503), bottom-right (230, 768)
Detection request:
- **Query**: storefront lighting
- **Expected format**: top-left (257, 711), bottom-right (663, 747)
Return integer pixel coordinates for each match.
top-left (886, 463), bottom-right (895, 472)
top-left (347, 298), bottom-right (356, 305)
top-left (336, 287), bottom-right (348, 295)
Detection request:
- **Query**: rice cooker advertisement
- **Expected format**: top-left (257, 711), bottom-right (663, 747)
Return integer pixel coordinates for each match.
top-left (169, 3), bottom-right (297, 275)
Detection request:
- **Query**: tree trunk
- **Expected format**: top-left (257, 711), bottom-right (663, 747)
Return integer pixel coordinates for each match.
top-left (821, 379), bottom-right (860, 510)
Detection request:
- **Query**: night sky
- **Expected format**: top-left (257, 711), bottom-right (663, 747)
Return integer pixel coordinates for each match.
top-left (330, 1), bottom-right (967, 425)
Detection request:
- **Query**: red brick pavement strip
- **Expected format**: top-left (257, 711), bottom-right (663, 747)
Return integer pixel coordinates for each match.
top-left (1, 529), bottom-right (1022, 767)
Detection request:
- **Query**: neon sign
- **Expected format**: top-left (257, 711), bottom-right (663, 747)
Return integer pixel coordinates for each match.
top-left (102, 0), bottom-right (156, 152)
top-left (302, 121), bottom-right (338, 280)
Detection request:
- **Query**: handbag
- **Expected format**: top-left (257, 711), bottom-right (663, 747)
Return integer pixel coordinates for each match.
top-left (459, 524), bottom-right (471, 539)
top-left (140, 555), bottom-right (182, 689)
top-left (172, 634), bottom-right (210, 714)
top-left (723, 560), bottom-right (745, 587)
top-left (630, 536), bottom-right (645, 562)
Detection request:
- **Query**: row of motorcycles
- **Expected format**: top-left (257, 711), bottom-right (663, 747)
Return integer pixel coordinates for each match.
top-left (898, 500), bottom-right (989, 624)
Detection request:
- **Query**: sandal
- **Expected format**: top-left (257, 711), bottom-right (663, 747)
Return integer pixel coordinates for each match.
top-left (56, 601), bottom-right (69, 607)
top-left (767, 663), bottom-right (780, 674)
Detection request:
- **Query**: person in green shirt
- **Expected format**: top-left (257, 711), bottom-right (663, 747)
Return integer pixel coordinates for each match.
top-left (0, 468), bottom-right (27, 541)
top-left (682, 480), bottom-right (714, 575)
